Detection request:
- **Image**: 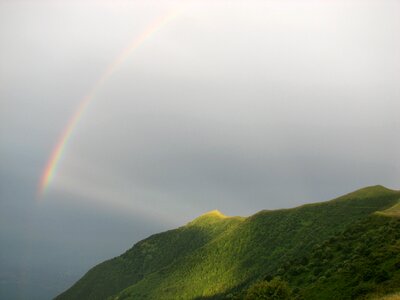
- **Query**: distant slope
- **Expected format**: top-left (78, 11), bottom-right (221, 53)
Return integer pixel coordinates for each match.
top-left (55, 185), bottom-right (400, 300)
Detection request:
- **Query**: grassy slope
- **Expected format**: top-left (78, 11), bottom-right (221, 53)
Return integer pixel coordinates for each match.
top-left (55, 211), bottom-right (244, 300)
top-left (56, 186), bottom-right (400, 300)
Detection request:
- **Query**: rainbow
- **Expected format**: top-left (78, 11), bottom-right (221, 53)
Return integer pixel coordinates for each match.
top-left (38, 10), bottom-right (179, 197)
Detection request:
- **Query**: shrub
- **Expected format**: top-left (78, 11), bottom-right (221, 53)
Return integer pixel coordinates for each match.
top-left (244, 277), bottom-right (291, 300)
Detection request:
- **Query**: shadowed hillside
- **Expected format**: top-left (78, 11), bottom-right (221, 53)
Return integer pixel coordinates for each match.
top-left (55, 185), bottom-right (400, 300)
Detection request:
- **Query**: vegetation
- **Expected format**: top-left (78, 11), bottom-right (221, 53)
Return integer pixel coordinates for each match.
top-left (274, 214), bottom-right (400, 299)
top-left (244, 278), bottom-right (291, 300)
top-left (55, 185), bottom-right (400, 300)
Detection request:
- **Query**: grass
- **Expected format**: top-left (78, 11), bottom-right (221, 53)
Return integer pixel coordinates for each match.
top-left (376, 201), bottom-right (400, 217)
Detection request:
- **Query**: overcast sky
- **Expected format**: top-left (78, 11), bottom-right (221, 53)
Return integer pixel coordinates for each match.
top-left (1, 0), bottom-right (399, 299)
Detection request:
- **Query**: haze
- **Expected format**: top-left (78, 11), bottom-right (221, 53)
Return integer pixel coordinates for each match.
top-left (0, 0), bottom-right (399, 299)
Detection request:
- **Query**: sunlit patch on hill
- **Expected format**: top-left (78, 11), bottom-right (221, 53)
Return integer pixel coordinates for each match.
top-left (202, 209), bottom-right (228, 219)
top-left (376, 200), bottom-right (400, 217)
top-left (372, 291), bottom-right (400, 300)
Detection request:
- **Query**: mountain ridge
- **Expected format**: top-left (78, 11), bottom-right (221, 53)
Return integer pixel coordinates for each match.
top-left (55, 185), bottom-right (400, 300)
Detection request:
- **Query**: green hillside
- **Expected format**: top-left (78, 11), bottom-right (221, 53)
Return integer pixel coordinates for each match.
top-left (55, 185), bottom-right (400, 300)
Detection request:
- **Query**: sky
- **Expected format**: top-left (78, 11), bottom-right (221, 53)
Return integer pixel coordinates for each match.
top-left (1, 0), bottom-right (399, 299)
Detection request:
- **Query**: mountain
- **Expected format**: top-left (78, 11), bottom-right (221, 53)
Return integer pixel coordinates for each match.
top-left (55, 185), bottom-right (400, 300)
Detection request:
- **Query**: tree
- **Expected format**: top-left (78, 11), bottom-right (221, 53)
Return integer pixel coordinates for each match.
top-left (244, 277), bottom-right (291, 300)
